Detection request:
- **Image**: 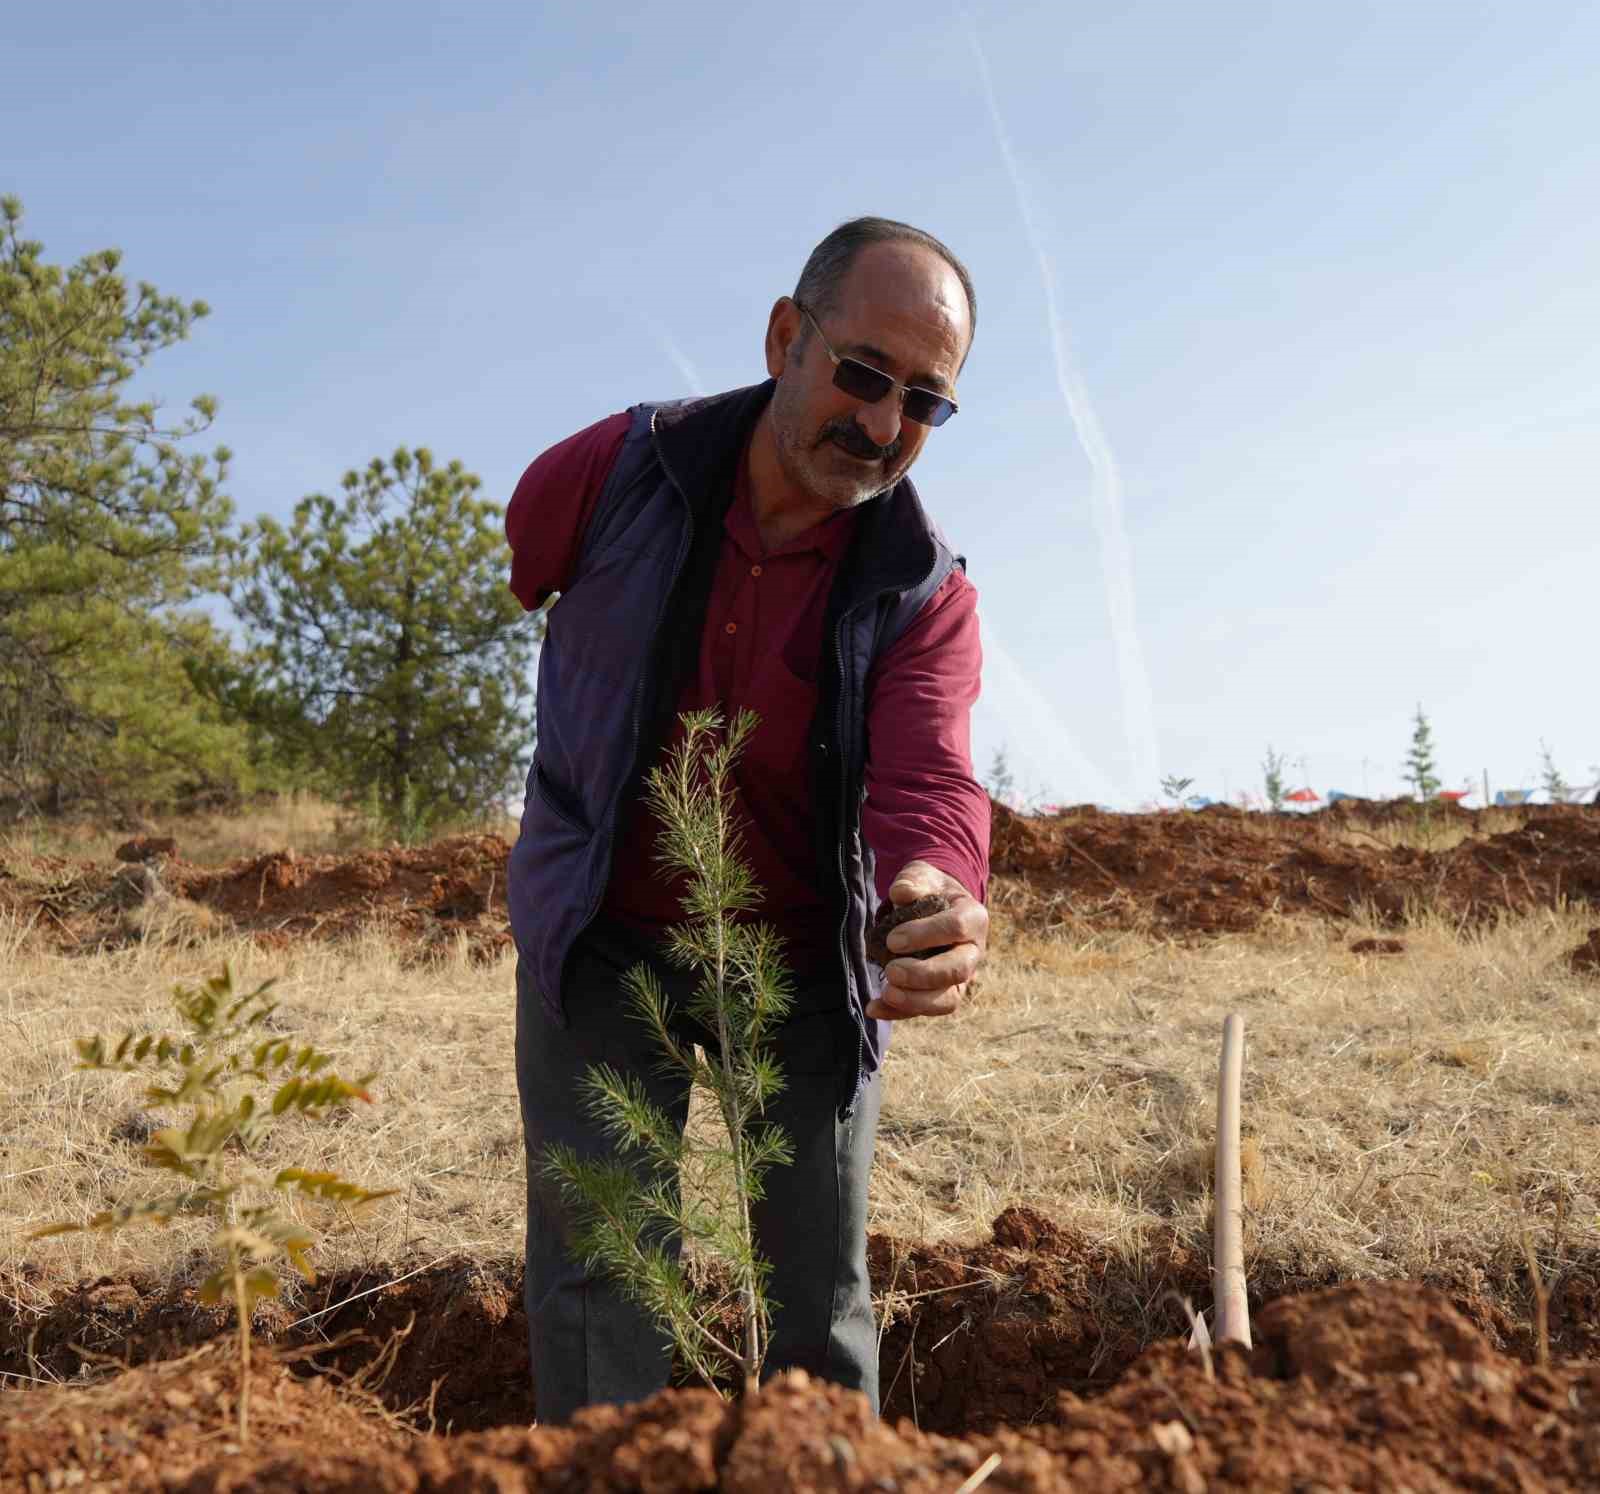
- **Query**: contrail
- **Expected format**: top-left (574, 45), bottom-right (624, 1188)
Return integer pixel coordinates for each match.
top-left (964, 13), bottom-right (1160, 799)
top-left (647, 318), bottom-right (707, 395)
top-left (980, 625), bottom-right (1122, 805)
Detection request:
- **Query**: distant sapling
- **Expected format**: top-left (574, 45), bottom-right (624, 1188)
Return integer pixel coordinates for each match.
top-left (1537, 741), bottom-right (1569, 804)
top-left (542, 707), bottom-right (795, 1395)
top-left (1405, 705), bottom-right (1441, 802)
top-left (1160, 774), bottom-right (1196, 810)
top-left (1262, 747), bottom-right (1287, 813)
top-left (32, 967), bottom-right (394, 1443)
top-left (984, 745), bottom-right (1017, 809)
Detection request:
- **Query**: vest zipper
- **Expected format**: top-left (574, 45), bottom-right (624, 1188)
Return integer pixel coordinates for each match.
top-left (829, 612), bottom-right (865, 1119)
top-left (832, 556), bottom-right (941, 1120)
top-left (570, 412), bottom-right (695, 956)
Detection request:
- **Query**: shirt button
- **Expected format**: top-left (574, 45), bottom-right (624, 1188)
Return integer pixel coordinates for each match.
top-left (750, 564), bottom-right (762, 577)
top-left (725, 622), bottom-right (737, 635)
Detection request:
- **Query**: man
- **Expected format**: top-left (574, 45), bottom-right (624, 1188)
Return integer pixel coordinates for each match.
top-left (505, 216), bottom-right (990, 1423)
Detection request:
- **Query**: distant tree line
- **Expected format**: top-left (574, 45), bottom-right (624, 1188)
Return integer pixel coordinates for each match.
top-left (0, 197), bottom-right (540, 836)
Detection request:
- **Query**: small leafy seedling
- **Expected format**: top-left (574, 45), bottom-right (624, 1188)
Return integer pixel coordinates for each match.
top-left (32, 966), bottom-right (394, 1442)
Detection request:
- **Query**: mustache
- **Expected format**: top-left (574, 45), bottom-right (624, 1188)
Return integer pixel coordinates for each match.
top-left (821, 418), bottom-right (901, 463)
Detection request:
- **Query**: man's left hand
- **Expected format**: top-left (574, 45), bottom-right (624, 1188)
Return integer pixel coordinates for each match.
top-left (864, 860), bottom-right (988, 1022)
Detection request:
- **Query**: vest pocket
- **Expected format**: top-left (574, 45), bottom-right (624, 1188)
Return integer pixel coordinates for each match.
top-left (533, 762), bottom-right (591, 833)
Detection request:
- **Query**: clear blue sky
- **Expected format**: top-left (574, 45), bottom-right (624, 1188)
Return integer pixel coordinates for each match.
top-left (8, 1), bottom-right (1596, 807)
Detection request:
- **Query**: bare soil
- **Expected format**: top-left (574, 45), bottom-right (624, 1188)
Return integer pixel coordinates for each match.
top-left (5, 803), bottom-right (1598, 964)
top-left (7, 1234), bottom-right (1600, 1490)
top-left (989, 800), bottom-right (1600, 939)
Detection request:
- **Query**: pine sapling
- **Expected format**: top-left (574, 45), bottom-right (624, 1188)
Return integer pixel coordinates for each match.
top-left (32, 966), bottom-right (395, 1443)
top-left (1405, 704), bottom-right (1441, 802)
top-left (543, 706), bottom-right (794, 1395)
top-left (984, 745), bottom-right (1016, 809)
top-left (1537, 740), bottom-right (1569, 804)
top-left (1262, 747), bottom-right (1287, 813)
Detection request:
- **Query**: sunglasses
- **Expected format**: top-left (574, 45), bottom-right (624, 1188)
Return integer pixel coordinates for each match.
top-left (793, 300), bottom-right (959, 428)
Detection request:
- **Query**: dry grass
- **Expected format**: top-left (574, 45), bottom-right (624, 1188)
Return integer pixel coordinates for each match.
top-left (1186, 802), bottom-right (1531, 854)
top-left (5, 893), bottom-right (1598, 1311)
top-left (1325, 804), bottom-right (1529, 854)
top-left (3, 922), bottom-right (526, 1286)
top-left (875, 903), bottom-right (1600, 1286)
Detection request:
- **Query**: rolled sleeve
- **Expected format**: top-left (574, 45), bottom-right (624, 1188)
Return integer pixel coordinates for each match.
top-left (861, 569), bottom-right (990, 908)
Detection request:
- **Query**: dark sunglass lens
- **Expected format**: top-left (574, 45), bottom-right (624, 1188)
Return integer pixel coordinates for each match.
top-left (904, 390), bottom-right (957, 427)
top-left (833, 358), bottom-right (893, 405)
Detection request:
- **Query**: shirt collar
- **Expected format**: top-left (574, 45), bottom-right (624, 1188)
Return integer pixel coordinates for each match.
top-left (725, 438), bottom-right (861, 562)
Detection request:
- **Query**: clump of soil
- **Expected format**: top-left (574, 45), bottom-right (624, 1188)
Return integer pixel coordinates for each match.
top-left (865, 893), bottom-right (954, 967)
top-left (1568, 926), bottom-right (1600, 975)
top-left (115, 834), bottom-right (180, 863)
top-left (1349, 936), bottom-right (1406, 955)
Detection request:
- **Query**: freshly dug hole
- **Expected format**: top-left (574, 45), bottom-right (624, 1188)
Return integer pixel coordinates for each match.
top-left (12, 1206), bottom-right (1600, 1442)
top-left (8, 1283), bottom-right (1600, 1492)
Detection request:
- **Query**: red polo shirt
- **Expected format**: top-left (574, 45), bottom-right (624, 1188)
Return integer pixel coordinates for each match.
top-left (507, 412), bottom-right (988, 976)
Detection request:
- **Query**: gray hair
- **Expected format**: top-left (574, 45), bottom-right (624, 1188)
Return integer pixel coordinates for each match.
top-left (793, 217), bottom-right (977, 354)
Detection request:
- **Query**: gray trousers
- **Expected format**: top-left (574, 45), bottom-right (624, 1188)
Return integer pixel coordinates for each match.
top-left (515, 915), bottom-right (881, 1424)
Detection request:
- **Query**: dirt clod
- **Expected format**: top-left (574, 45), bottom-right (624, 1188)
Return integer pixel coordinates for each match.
top-left (1567, 926), bottom-right (1600, 975)
top-left (866, 894), bottom-right (954, 967)
top-left (1349, 936), bottom-right (1406, 954)
top-left (115, 835), bottom-right (180, 863)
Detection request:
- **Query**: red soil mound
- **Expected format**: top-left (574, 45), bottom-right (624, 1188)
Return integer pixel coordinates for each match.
top-left (5, 1281), bottom-right (1600, 1492)
top-left (990, 801), bottom-right (1600, 937)
top-left (5, 803), bottom-right (1598, 958)
top-left (11, 1208), bottom-right (1600, 1449)
top-left (1, 834), bottom-right (515, 963)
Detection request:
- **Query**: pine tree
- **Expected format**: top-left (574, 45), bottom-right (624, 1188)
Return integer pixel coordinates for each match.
top-left (1404, 705), bottom-right (1441, 801)
top-left (0, 197), bottom-right (236, 812)
top-left (222, 448), bottom-right (541, 833)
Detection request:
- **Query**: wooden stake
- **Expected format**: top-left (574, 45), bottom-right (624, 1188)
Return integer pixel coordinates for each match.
top-left (1213, 1013), bottom-right (1251, 1347)
top-left (953, 1452), bottom-right (1003, 1494)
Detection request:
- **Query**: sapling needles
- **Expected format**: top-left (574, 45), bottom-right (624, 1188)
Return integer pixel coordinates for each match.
top-left (32, 966), bottom-right (394, 1442)
top-left (543, 707), bottom-right (795, 1395)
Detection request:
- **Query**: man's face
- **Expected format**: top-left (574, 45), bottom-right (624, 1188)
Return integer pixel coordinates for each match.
top-left (765, 242), bottom-right (970, 511)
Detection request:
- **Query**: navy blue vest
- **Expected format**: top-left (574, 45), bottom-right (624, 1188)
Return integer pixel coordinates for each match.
top-left (508, 381), bottom-right (963, 1106)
